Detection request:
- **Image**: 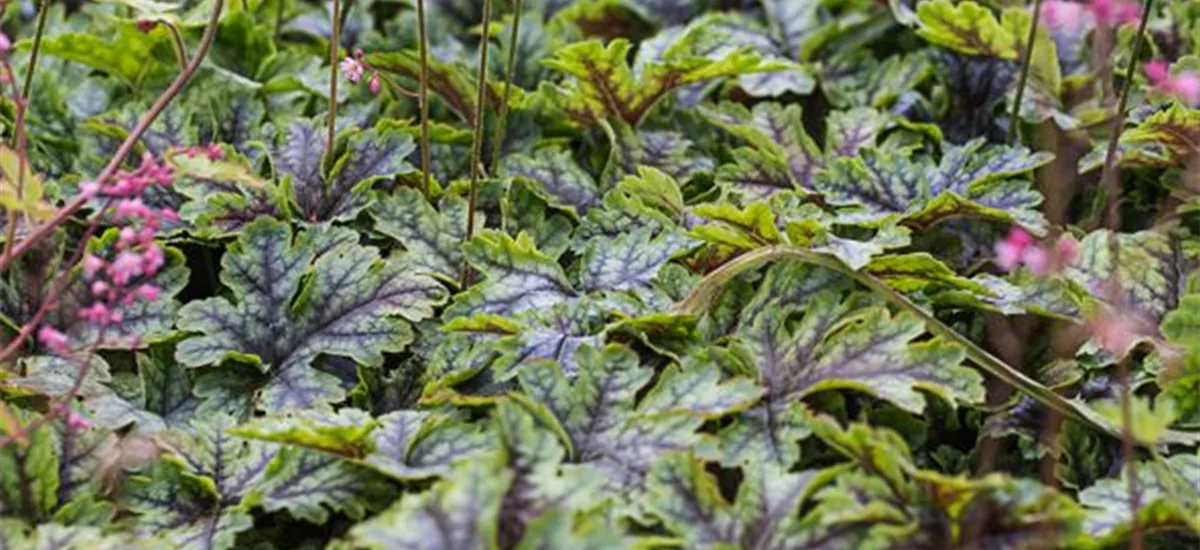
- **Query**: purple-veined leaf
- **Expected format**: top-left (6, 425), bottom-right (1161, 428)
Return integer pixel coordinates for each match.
top-left (268, 119), bottom-right (417, 223)
top-left (646, 452), bottom-right (825, 549)
top-left (176, 218), bottom-right (447, 412)
top-left (253, 445), bottom-right (392, 524)
top-left (516, 344), bottom-right (752, 512)
top-left (370, 186), bottom-right (474, 284)
top-left (1067, 229), bottom-right (1200, 325)
top-left (500, 148), bottom-right (602, 216)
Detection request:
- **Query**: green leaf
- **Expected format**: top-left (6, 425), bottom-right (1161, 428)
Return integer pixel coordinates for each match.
top-left (28, 28), bottom-right (170, 87)
top-left (500, 148), bottom-right (602, 216)
top-left (516, 345), bottom-right (716, 508)
top-left (350, 453), bottom-right (509, 549)
top-left (0, 145), bottom-right (54, 221)
top-left (602, 120), bottom-right (714, 185)
top-left (446, 231), bottom-right (577, 318)
top-left (493, 401), bottom-right (606, 547)
top-left (361, 411), bottom-right (495, 481)
top-left (159, 413), bottom-right (274, 506)
top-left (229, 409), bottom-right (375, 458)
top-left (0, 410), bottom-right (60, 520)
top-left (543, 36), bottom-right (779, 125)
top-left (715, 147), bottom-right (795, 203)
top-left (1083, 104), bottom-right (1200, 171)
top-left (732, 291), bottom-right (984, 414)
top-left (176, 218), bottom-right (447, 411)
top-left (366, 51), bottom-right (497, 124)
top-left (646, 452), bottom-right (824, 549)
top-left (667, 13), bottom-right (815, 97)
top-left (254, 446), bottom-right (391, 524)
top-left (370, 187), bottom-right (472, 284)
top-left (1093, 396), bottom-right (1180, 446)
top-left (916, 0), bottom-right (1017, 59)
top-left (1159, 294), bottom-right (1200, 423)
top-left (1078, 451), bottom-right (1200, 544)
top-left (578, 227), bottom-right (694, 293)
top-left (1066, 229), bottom-right (1200, 324)
top-left (270, 120), bottom-right (417, 222)
top-left (122, 461), bottom-right (254, 550)
top-left (702, 102), bottom-right (824, 189)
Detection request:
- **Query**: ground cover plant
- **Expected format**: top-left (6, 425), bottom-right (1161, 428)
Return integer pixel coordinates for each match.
top-left (0, 0), bottom-right (1199, 547)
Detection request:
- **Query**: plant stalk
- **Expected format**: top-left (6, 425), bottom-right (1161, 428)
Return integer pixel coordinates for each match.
top-left (1008, 0), bottom-right (1045, 144)
top-left (325, 0), bottom-right (342, 171)
top-left (165, 22), bottom-right (190, 71)
top-left (1099, 0), bottom-right (1154, 231)
top-left (1097, 2), bottom-right (1156, 547)
top-left (488, 0), bottom-right (523, 172)
top-left (416, 0), bottom-right (432, 198)
top-left (462, 0), bottom-right (494, 286)
top-left (21, 0), bottom-right (52, 100)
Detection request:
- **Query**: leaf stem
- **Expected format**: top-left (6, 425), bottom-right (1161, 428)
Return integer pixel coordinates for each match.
top-left (164, 21), bottom-right (190, 71)
top-left (1099, 0), bottom-right (1154, 231)
top-left (325, 0), bottom-right (342, 171)
top-left (674, 245), bottom-right (1200, 448)
top-left (1008, 0), bottom-right (1045, 144)
top-left (416, 0), bottom-right (432, 198)
top-left (0, 0), bottom-right (227, 275)
top-left (488, 0), bottom-right (523, 173)
top-left (462, 0), bottom-right (494, 286)
top-left (21, 0), bottom-right (51, 100)
top-left (1097, 3), bottom-right (1155, 547)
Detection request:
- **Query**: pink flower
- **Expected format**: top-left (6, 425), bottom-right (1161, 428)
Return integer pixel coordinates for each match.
top-left (118, 226), bottom-right (139, 248)
top-left (133, 284), bottom-right (161, 302)
top-left (1022, 246), bottom-right (1052, 275)
top-left (995, 228), bottom-right (1078, 275)
top-left (1087, 309), bottom-right (1154, 356)
top-left (37, 325), bottom-right (70, 354)
top-left (109, 250), bottom-right (145, 285)
top-left (91, 280), bottom-right (111, 297)
top-left (995, 227), bottom-right (1034, 272)
top-left (368, 73), bottom-right (381, 94)
top-left (340, 57), bottom-right (365, 83)
top-left (1042, 1), bottom-right (1092, 32)
top-left (1054, 235), bottom-right (1080, 265)
top-left (65, 411), bottom-right (91, 431)
top-left (161, 208), bottom-right (180, 222)
top-left (1089, 0), bottom-right (1140, 27)
top-left (205, 144), bottom-right (224, 160)
top-left (1145, 59), bottom-right (1200, 106)
top-left (139, 244), bottom-right (165, 277)
top-left (115, 198), bottom-right (152, 221)
top-left (82, 255), bottom-right (106, 278)
top-left (0, 32), bottom-right (10, 55)
top-left (78, 302), bottom-right (112, 324)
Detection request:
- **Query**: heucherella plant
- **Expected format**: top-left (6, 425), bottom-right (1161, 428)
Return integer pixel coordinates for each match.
top-left (1, 0), bottom-right (1199, 548)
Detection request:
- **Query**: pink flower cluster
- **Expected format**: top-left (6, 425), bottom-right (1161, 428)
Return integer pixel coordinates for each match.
top-left (994, 227), bottom-right (1080, 275)
top-left (1145, 59), bottom-right (1200, 106)
top-left (38, 153), bottom-right (181, 355)
top-left (1041, 0), bottom-right (1140, 32)
top-left (340, 49), bottom-right (381, 94)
